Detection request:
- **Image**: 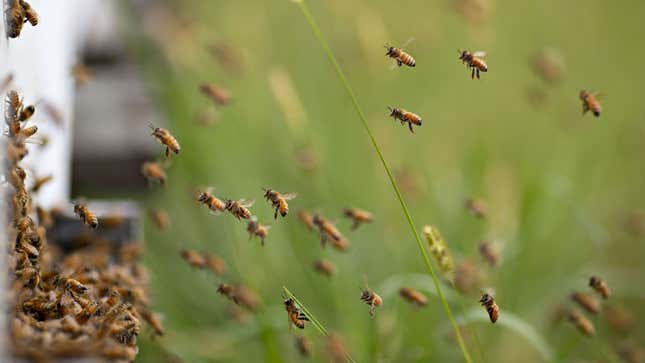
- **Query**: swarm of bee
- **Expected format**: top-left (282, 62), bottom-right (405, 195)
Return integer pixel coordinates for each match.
top-left (4, 91), bottom-right (162, 361)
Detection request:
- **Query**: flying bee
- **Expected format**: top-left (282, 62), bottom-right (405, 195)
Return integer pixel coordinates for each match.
top-left (20, 0), bottom-right (38, 26)
top-left (18, 104), bottom-right (35, 121)
top-left (234, 285), bottom-right (260, 311)
top-left (140, 308), bottom-right (164, 336)
top-left (263, 188), bottom-right (297, 219)
top-left (205, 253), bottom-right (226, 276)
top-left (331, 237), bottom-right (349, 251)
top-left (180, 249), bottom-right (207, 269)
top-left (297, 209), bottom-right (315, 231)
top-left (385, 44), bottom-right (416, 67)
top-left (217, 283), bottom-right (237, 303)
top-left (387, 106), bottom-right (422, 134)
top-left (604, 305), bottom-right (634, 334)
top-left (197, 188), bottom-right (226, 214)
top-left (284, 297), bottom-right (309, 329)
top-left (149, 124), bottom-right (181, 157)
top-left (225, 198), bottom-right (254, 220)
top-left (343, 208), bottom-right (373, 230)
top-left (589, 276), bottom-right (610, 299)
top-left (73, 201), bottom-right (98, 229)
top-left (399, 287), bottom-right (428, 307)
top-left (326, 333), bottom-right (348, 363)
top-left (313, 214), bottom-right (344, 248)
top-left (465, 197), bottom-right (487, 218)
top-left (294, 336), bottom-right (312, 357)
top-left (71, 64), bottom-right (94, 87)
top-left (360, 278), bottom-right (382, 317)
top-left (458, 50), bottom-right (488, 79)
top-left (19, 125), bottom-right (37, 139)
top-left (200, 84), bottom-right (232, 105)
top-left (313, 259), bottom-right (336, 277)
top-left (478, 241), bottom-right (499, 267)
top-left (148, 208), bottom-right (170, 230)
top-left (479, 293), bottom-right (499, 323)
top-left (141, 161), bottom-right (167, 185)
top-left (579, 90), bottom-right (601, 117)
top-left (570, 292), bottom-right (600, 315)
top-left (5, 0), bottom-right (24, 38)
top-left (568, 310), bottom-right (595, 336)
top-left (247, 217), bottom-right (270, 246)
top-left (30, 174), bottom-right (53, 193)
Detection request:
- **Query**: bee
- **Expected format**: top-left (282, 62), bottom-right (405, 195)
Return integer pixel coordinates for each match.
top-left (19, 125), bottom-right (38, 139)
top-left (6, 0), bottom-right (24, 38)
top-left (197, 188), bottom-right (226, 214)
top-left (458, 50), bottom-right (488, 79)
top-left (53, 275), bottom-right (88, 294)
top-left (618, 345), bottom-right (645, 363)
top-left (9, 165), bottom-right (26, 188)
top-left (465, 197), bottom-right (487, 218)
top-left (579, 90), bottom-right (601, 117)
top-left (343, 208), bottom-right (373, 230)
top-left (148, 208), bottom-right (170, 230)
top-left (19, 104), bottom-right (35, 121)
top-left (263, 188), bottom-right (297, 219)
top-left (387, 106), bottom-right (422, 134)
top-left (217, 283), bottom-right (237, 303)
top-left (284, 297), bottom-right (309, 329)
top-left (313, 259), bottom-right (336, 277)
top-left (532, 49), bottom-right (564, 84)
top-left (30, 174), bottom-right (53, 193)
top-left (604, 305), bottom-right (634, 333)
top-left (204, 253), bottom-right (226, 276)
top-left (589, 276), bottom-right (610, 299)
top-left (479, 293), bottom-right (499, 323)
top-left (73, 201), bottom-right (98, 229)
top-left (294, 336), bottom-right (312, 357)
top-left (141, 161), bottom-right (167, 185)
top-left (399, 287), bottom-right (428, 307)
top-left (313, 214), bottom-right (344, 248)
top-left (233, 285), bottom-right (259, 311)
top-left (247, 217), bottom-right (270, 246)
top-left (180, 249), bottom-right (207, 269)
top-left (200, 84), bottom-right (232, 105)
top-left (71, 64), bottom-right (94, 87)
top-left (478, 241), bottom-right (498, 267)
top-left (326, 333), bottom-right (348, 363)
top-left (149, 124), bottom-right (181, 157)
top-left (385, 44), bottom-right (416, 67)
top-left (20, 0), bottom-right (39, 26)
top-left (568, 310), bottom-right (595, 336)
top-left (224, 198), bottom-right (254, 220)
top-left (360, 279), bottom-right (382, 317)
top-left (570, 292), bottom-right (600, 315)
top-left (297, 209), bottom-right (315, 231)
top-left (139, 308), bottom-right (164, 336)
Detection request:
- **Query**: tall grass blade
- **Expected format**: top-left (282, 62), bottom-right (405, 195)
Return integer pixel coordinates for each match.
top-left (291, 1), bottom-right (473, 362)
top-left (283, 287), bottom-right (356, 363)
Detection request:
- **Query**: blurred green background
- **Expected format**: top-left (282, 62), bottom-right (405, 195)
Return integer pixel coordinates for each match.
top-left (113, 0), bottom-right (645, 361)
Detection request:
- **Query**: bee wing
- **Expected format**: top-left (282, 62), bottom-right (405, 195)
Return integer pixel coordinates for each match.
top-left (401, 37), bottom-right (416, 48)
top-left (239, 199), bottom-right (255, 207)
top-left (473, 51), bottom-right (487, 58)
top-left (281, 192), bottom-right (297, 200)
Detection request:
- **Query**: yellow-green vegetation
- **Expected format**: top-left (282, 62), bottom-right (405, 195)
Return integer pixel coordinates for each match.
top-left (122, 0), bottom-right (645, 362)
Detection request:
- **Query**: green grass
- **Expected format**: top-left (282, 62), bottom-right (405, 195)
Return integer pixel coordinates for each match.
top-left (120, 0), bottom-right (645, 362)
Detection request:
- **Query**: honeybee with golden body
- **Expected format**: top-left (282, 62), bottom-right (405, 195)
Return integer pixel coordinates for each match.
top-left (479, 293), bottom-right (499, 323)
top-left (141, 161), bottom-right (167, 185)
top-left (20, 1), bottom-right (38, 26)
top-left (568, 310), bottom-right (595, 336)
top-left (589, 276), bottom-right (610, 299)
top-left (149, 124), bottom-right (181, 158)
top-left (204, 253), bottom-right (226, 276)
top-left (73, 201), bottom-right (98, 229)
top-left (284, 298), bottom-right (309, 329)
top-left (180, 249), bottom-right (207, 269)
top-left (465, 197), bottom-right (487, 219)
top-left (458, 50), bottom-right (488, 79)
top-left (479, 241), bottom-right (499, 267)
top-left (385, 44), bottom-right (416, 67)
top-left (399, 287), bottom-right (428, 307)
top-left (343, 208), bottom-right (373, 230)
top-left (360, 278), bottom-right (382, 317)
top-left (313, 259), bottom-right (336, 277)
top-left (148, 208), bottom-right (170, 231)
top-left (579, 90), bottom-right (601, 117)
top-left (225, 198), bottom-right (254, 220)
top-left (200, 84), bottom-right (232, 105)
top-left (263, 188), bottom-right (297, 219)
top-left (570, 292), bottom-right (600, 314)
top-left (247, 217), bottom-right (270, 246)
top-left (387, 106), bottom-right (422, 134)
top-left (297, 209), bottom-right (315, 231)
top-left (197, 188), bottom-right (226, 214)
top-left (313, 214), bottom-right (344, 248)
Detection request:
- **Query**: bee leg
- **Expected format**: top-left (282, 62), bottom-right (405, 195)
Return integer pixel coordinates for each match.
top-left (351, 221), bottom-right (359, 231)
top-left (397, 60), bottom-right (402, 67)
top-left (471, 68), bottom-right (475, 79)
top-left (261, 237), bottom-right (265, 247)
top-left (274, 207), bottom-right (278, 220)
top-left (408, 122), bottom-right (414, 134)
top-left (165, 147), bottom-right (170, 158)
top-left (476, 69), bottom-right (480, 79)
top-left (320, 234), bottom-right (327, 248)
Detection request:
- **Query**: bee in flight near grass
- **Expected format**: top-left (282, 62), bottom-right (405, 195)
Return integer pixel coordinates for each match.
top-left (247, 217), bottom-right (270, 246)
top-left (73, 200), bottom-right (98, 229)
top-left (196, 187), bottom-right (226, 214)
top-left (570, 292), bottom-right (600, 315)
top-left (399, 287), bottom-right (428, 307)
top-left (141, 161), bottom-right (167, 185)
top-left (568, 310), bottom-right (595, 336)
top-left (465, 197), bottom-right (487, 219)
top-left (589, 276), bottom-right (610, 299)
top-left (479, 292), bottom-right (499, 323)
top-left (387, 106), bottom-right (422, 134)
top-left (385, 43), bottom-right (416, 67)
top-left (479, 241), bottom-right (499, 267)
top-left (343, 208), bottom-right (373, 230)
top-left (313, 259), bottom-right (336, 277)
top-left (579, 90), bottom-right (602, 117)
top-left (225, 198), bottom-right (254, 220)
top-left (360, 277), bottom-right (382, 317)
top-left (284, 297), bottom-right (309, 329)
top-left (149, 124), bottom-right (181, 158)
top-left (458, 50), bottom-right (488, 79)
top-left (263, 188), bottom-right (297, 219)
